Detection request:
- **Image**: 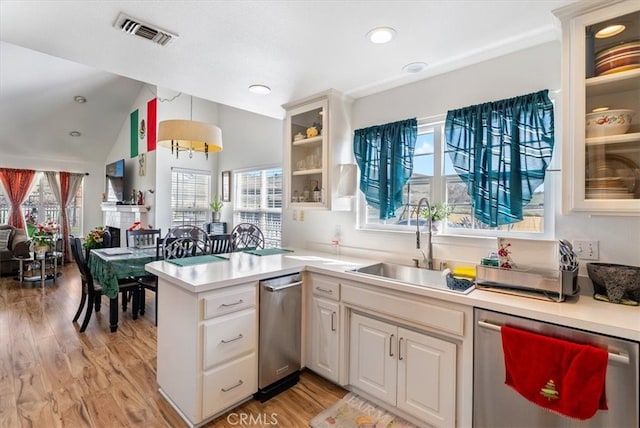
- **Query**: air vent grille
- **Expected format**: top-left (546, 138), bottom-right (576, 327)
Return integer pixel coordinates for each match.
top-left (114, 13), bottom-right (178, 47)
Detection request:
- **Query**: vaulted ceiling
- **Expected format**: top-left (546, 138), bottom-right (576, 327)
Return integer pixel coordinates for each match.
top-left (0, 0), bottom-right (578, 163)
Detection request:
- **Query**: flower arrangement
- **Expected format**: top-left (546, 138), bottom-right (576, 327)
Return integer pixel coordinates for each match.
top-left (31, 220), bottom-right (60, 248)
top-left (83, 226), bottom-right (106, 251)
top-left (421, 202), bottom-right (451, 221)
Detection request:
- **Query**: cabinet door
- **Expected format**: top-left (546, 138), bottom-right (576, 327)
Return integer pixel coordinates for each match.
top-left (285, 98), bottom-right (329, 209)
top-left (557, 1), bottom-right (640, 214)
top-left (310, 297), bottom-right (339, 382)
top-left (397, 328), bottom-right (456, 427)
top-left (349, 312), bottom-right (396, 405)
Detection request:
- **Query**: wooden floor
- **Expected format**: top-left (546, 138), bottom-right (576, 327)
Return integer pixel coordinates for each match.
top-left (0, 263), bottom-right (347, 427)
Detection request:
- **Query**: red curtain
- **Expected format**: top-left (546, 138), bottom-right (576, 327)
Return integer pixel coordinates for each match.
top-left (0, 168), bottom-right (36, 229)
top-left (60, 172), bottom-right (71, 261)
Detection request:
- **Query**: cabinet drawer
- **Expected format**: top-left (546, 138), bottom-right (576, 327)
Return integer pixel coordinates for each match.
top-left (203, 284), bottom-right (256, 320)
top-left (342, 283), bottom-right (465, 337)
top-left (202, 352), bottom-right (257, 418)
top-left (310, 275), bottom-right (340, 300)
top-left (203, 308), bottom-right (256, 370)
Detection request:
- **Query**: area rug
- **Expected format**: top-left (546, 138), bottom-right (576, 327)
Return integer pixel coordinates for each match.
top-left (309, 392), bottom-right (417, 428)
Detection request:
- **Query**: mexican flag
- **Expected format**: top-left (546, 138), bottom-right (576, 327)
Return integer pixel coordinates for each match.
top-left (130, 98), bottom-right (157, 158)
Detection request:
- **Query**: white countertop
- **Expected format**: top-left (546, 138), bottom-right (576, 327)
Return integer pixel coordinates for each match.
top-left (145, 248), bottom-right (640, 341)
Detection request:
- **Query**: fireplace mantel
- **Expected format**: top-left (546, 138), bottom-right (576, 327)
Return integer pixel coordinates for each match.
top-left (101, 204), bottom-right (150, 247)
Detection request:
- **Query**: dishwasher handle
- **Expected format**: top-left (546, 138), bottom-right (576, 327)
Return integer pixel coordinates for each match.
top-left (261, 280), bottom-right (303, 292)
top-left (478, 319), bottom-right (630, 364)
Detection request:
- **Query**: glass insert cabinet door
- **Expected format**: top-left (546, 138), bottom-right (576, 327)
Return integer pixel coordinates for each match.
top-left (556, 1), bottom-right (640, 214)
top-left (285, 98), bottom-right (328, 208)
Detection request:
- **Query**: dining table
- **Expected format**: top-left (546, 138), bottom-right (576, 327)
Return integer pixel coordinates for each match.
top-left (88, 247), bottom-right (157, 332)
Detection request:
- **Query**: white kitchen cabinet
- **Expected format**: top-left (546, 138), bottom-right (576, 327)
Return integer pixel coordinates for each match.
top-left (349, 312), bottom-right (457, 427)
top-left (157, 281), bottom-right (258, 427)
top-left (306, 273), bottom-right (341, 383)
top-left (555, 0), bottom-right (640, 214)
top-left (310, 297), bottom-right (340, 382)
top-left (283, 89), bottom-right (354, 211)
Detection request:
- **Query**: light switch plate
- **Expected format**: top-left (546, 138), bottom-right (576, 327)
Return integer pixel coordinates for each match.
top-left (573, 239), bottom-right (599, 260)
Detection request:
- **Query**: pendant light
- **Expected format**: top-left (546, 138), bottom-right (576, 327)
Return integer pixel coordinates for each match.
top-left (157, 96), bottom-right (222, 159)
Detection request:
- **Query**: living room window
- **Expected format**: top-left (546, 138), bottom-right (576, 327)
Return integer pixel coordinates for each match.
top-left (233, 167), bottom-right (282, 248)
top-left (170, 168), bottom-right (211, 227)
top-left (358, 117), bottom-right (552, 237)
top-left (0, 172), bottom-right (83, 236)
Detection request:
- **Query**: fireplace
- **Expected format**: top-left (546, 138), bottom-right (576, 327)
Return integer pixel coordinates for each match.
top-left (101, 204), bottom-right (149, 247)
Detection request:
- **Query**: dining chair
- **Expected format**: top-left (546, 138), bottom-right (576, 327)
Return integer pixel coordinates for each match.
top-left (230, 223), bottom-right (265, 251)
top-left (162, 225), bottom-right (211, 259)
top-left (70, 237), bottom-right (140, 332)
top-left (126, 228), bottom-right (161, 249)
top-left (209, 233), bottom-right (232, 254)
top-left (125, 229), bottom-right (161, 325)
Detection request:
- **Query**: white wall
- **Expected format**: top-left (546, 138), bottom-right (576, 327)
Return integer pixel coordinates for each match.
top-left (282, 41), bottom-right (640, 272)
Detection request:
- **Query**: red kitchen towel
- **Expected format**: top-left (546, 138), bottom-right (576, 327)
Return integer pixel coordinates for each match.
top-left (501, 325), bottom-right (608, 420)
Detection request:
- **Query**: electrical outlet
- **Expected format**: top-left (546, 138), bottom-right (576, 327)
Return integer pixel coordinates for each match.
top-left (573, 239), bottom-right (599, 260)
top-left (300, 210), bottom-right (305, 221)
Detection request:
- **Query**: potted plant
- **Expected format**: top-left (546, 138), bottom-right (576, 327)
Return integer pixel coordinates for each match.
top-left (30, 220), bottom-right (60, 258)
top-left (421, 202), bottom-right (451, 233)
top-left (210, 195), bottom-right (224, 222)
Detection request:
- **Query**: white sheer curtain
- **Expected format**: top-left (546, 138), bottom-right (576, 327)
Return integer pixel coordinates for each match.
top-left (46, 171), bottom-right (84, 262)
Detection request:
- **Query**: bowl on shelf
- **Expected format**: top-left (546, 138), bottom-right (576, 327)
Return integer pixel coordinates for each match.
top-left (586, 263), bottom-right (640, 305)
top-left (585, 109), bottom-right (634, 138)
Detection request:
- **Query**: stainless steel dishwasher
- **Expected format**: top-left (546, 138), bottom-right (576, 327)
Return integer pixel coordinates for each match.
top-left (474, 308), bottom-right (639, 427)
top-left (255, 272), bottom-right (302, 402)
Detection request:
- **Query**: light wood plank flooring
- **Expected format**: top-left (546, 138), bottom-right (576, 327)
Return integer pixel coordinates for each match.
top-left (0, 263), bottom-right (346, 427)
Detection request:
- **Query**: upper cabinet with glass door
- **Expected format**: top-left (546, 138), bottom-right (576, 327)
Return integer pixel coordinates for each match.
top-left (283, 90), bottom-right (354, 211)
top-left (555, 0), bottom-right (640, 215)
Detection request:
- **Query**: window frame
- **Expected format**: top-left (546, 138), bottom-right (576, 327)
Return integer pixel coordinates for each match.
top-left (170, 167), bottom-right (211, 227)
top-left (356, 115), bottom-right (556, 240)
top-left (232, 165), bottom-right (283, 248)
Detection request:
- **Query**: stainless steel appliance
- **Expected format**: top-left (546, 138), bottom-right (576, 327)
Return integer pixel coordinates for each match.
top-left (474, 308), bottom-right (639, 427)
top-left (255, 272), bottom-right (302, 401)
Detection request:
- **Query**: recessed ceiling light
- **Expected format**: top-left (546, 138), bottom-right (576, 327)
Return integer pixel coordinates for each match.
top-left (367, 27), bottom-right (396, 44)
top-left (74, 95), bottom-right (87, 103)
top-left (69, 131), bottom-right (82, 137)
top-left (248, 84), bottom-right (271, 95)
top-left (595, 24), bottom-right (625, 39)
top-left (402, 62), bottom-right (428, 74)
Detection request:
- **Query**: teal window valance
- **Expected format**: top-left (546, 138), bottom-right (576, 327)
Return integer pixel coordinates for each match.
top-left (445, 90), bottom-right (554, 227)
top-left (353, 118), bottom-right (417, 220)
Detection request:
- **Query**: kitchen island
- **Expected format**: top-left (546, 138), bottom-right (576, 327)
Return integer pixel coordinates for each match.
top-left (146, 249), bottom-right (639, 428)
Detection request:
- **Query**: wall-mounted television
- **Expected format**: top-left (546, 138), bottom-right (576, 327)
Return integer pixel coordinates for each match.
top-left (105, 159), bottom-right (125, 203)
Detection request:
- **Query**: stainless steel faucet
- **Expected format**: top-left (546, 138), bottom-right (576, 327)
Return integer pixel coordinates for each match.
top-left (415, 197), bottom-right (433, 270)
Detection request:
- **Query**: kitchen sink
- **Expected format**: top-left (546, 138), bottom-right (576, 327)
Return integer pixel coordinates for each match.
top-left (349, 262), bottom-right (473, 293)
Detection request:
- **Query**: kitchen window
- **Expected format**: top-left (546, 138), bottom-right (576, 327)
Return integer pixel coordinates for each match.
top-left (358, 116), bottom-right (554, 238)
top-left (233, 167), bottom-right (282, 248)
top-left (170, 168), bottom-right (211, 227)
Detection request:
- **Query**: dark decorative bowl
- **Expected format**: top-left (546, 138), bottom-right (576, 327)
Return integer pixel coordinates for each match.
top-left (586, 263), bottom-right (640, 304)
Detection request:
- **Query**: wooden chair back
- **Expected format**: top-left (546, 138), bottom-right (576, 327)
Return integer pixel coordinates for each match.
top-left (209, 234), bottom-right (232, 254)
top-left (162, 225), bottom-right (211, 259)
top-left (230, 223), bottom-right (265, 251)
top-left (126, 229), bottom-right (161, 249)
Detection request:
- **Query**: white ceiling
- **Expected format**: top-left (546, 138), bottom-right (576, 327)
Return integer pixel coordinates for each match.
top-left (0, 0), bottom-right (579, 163)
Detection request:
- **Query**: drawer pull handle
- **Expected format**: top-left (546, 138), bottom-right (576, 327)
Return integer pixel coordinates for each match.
top-left (221, 380), bottom-right (243, 392)
top-left (315, 286), bottom-right (333, 294)
top-left (219, 299), bottom-right (244, 308)
top-left (389, 334), bottom-right (395, 357)
top-left (331, 312), bottom-right (336, 332)
top-left (398, 337), bottom-right (404, 361)
top-left (220, 334), bottom-right (243, 344)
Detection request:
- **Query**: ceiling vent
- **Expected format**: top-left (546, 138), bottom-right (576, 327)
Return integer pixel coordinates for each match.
top-left (114, 13), bottom-right (178, 47)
